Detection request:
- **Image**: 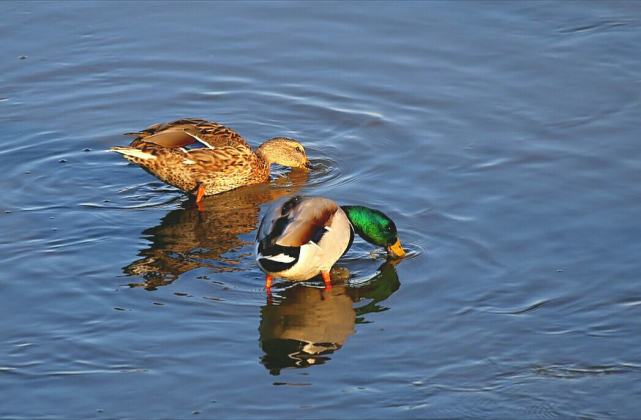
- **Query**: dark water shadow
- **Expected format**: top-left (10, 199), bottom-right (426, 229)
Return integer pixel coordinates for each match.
top-left (258, 260), bottom-right (401, 375)
top-left (122, 170), bottom-right (308, 290)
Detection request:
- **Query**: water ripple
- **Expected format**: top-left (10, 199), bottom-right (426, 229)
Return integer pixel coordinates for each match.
top-left (558, 19), bottom-right (637, 34)
top-left (478, 298), bottom-right (552, 315)
top-left (532, 363), bottom-right (639, 379)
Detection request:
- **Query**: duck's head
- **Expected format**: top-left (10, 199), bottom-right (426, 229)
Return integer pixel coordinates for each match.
top-left (341, 206), bottom-right (406, 258)
top-left (256, 137), bottom-right (311, 170)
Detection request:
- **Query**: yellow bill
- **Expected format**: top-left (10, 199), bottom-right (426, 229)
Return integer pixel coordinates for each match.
top-left (387, 238), bottom-right (406, 258)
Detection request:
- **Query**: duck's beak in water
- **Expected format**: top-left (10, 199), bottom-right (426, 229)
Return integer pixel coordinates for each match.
top-left (387, 238), bottom-right (406, 258)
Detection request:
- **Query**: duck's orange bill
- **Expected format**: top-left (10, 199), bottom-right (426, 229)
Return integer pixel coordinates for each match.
top-left (388, 239), bottom-right (406, 258)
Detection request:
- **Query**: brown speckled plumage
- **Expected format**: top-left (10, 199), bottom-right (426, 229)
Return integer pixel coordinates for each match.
top-left (111, 119), bottom-right (309, 196)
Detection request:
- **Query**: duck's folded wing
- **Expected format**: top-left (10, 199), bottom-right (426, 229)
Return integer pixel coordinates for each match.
top-left (125, 119), bottom-right (250, 149)
top-left (132, 129), bottom-right (201, 148)
top-left (258, 197), bottom-right (338, 248)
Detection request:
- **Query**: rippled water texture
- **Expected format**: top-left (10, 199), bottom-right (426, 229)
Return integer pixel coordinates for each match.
top-left (2, 1), bottom-right (641, 418)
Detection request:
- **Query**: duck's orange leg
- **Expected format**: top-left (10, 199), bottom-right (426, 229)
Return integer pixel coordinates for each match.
top-left (321, 271), bottom-right (332, 290)
top-left (196, 184), bottom-right (206, 212)
top-left (265, 274), bottom-right (273, 303)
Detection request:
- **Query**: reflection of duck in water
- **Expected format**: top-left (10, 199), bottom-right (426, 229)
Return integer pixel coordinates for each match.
top-left (259, 261), bottom-right (401, 375)
top-left (124, 171), bottom-right (308, 290)
top-left (110, 119), bottom-right (310, 208)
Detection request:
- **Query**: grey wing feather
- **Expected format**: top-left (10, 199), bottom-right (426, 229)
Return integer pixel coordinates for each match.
top-left (272, 197), bottom-right (338, 247)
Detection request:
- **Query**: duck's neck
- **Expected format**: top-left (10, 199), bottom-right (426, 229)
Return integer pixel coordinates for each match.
top-left (255, 144), bottom-right (273, 165)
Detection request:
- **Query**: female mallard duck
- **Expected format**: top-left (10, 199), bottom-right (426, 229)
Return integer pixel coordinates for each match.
top-left (110, 119), bottom-right (310, 207)
top-left (256, 196), bottom-right (405, 290)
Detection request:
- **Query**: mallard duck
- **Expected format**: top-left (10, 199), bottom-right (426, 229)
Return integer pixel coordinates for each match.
top-left (110, 119), bottom-right (310, 207)
top-left (256, 196), bottom-right (405, 290)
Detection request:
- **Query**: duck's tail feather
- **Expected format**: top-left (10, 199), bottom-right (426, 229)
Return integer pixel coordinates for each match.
top-left (109, 146), bottom-right (157, 161)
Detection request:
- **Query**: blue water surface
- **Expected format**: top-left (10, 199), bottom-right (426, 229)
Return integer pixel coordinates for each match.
top-left (2, 1), bottom-right (641, 418)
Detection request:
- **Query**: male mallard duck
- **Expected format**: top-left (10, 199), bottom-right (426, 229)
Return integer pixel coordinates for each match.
top-left (110, 119), bottom-right (310, 207)
top-left (256, 196), bottom-right (405, 290)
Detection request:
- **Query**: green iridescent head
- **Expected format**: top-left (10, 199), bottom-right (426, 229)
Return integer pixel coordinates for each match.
top-left (341, 205), bottom-right (405, 258)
